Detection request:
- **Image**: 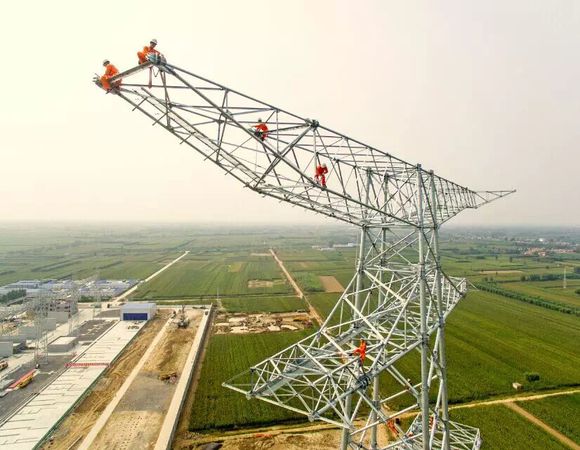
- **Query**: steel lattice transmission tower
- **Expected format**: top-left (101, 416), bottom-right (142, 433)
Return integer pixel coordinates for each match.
top-left (96, 59), bottom-right (514, 449)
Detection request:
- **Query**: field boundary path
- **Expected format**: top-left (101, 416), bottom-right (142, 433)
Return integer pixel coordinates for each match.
top-left (450, 388), bottom-right (580, 410)
top-left (269, 248), bottom-right (323, 325)
top-left (77, 317), bottom-right (172, 450)
top-left (111, 250), bottom-right (189, 305)
top-left (186, 387), bottom-right (580, 448)
top-left (505, 401), bottom-right (580, 449)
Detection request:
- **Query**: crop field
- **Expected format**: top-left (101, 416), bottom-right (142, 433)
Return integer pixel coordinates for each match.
top-left (308, 292), bottom-right (345, 325)
top-left (280, 251), bottom-right (356, 297)
top-left (441, 255), bottom-right (566, 282)
top-left (450, 405), bottom-right (568, 449)
top-left (307, 290), bottom-right (580, 408)
top-left (1, 224), bottom-right (578, 446)
top-left (0, 225), bottom-right (199, 284)
top-left (516, 393), bottom-right (580, 444)
top-left (501, 280), bottom-right (580, 307)
top-left (134, 253), bottom-right (292, 298)
top-left (444, 291), bottom-right (580, 401)
top-left (189, 330), bottom-right (312, 431)
top-left (220, 295), bottom-right (307, 313)
top-left (0, 224), bottom-right (354, 286)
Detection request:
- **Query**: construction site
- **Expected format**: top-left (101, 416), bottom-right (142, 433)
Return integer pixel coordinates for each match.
top-left (0, 264), bottom-right (212, 450)
top-left (213, 311), bottom-right (313, 335)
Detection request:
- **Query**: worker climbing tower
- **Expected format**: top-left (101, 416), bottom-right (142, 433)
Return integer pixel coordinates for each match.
top-left (96, 57), bottom-right (514, 449)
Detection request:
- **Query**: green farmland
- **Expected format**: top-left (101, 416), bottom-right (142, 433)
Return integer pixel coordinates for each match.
top-left (501, 280), bottom-right (580, 307)
top-left (308, 290), bottom-right (580, 406)
top-left (0, 225), bottom-right (183, 285)
top-left (450, 405), bottom-right (568, 450)
top-left (1, 224), bottom-right (578, 447)
top-left (134, 253), bottom-right (292, 299)
top-left (189, 330), bottom-right (312, 431)
top-left (516, 393), bottom-right (580, 444)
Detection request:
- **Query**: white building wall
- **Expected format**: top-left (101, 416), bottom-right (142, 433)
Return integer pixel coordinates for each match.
top-left (0, 342), bottom-right (13, 357)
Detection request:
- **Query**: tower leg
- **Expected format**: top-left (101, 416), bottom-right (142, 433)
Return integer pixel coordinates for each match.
top-left (417, 166), bottom-right (430, 449)
top-left (341, 172), bottom-right (371, 450)
top-left (431, 173), bottom-right (450, 450)
top-left (340, 225), bottom-right (367, 450)
top-left (371, 186), bottom-right (389, 450)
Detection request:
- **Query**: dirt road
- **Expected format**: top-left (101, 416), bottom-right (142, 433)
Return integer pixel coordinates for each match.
top-left (450, 388), bottom-right (580, 410)
top-left (180, 388), bottom-right (580, 450)
top-left (505, 402), bottom-right (580, 450)
top-left (270, 248), bottom-right (324, 326)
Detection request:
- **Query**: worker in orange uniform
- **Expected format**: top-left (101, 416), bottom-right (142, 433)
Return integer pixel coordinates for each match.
top-left (314, 163), bottom-right (328, 188)
top-left (352, 339), bottom-right (367, 365)
top-left (252, 118), bottom-right (269, 141)
top-left (100, 60), bottom-right (121, 92)
top-left (138, 38), bottom-right (160, 64)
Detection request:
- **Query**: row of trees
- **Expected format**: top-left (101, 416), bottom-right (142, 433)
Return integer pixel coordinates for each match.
top-left (520, 272), bottom-right (580, 282)
top-left (0, 289), bottom-right (26, 304)
top-left (475, 282), bottom-right (580, 316)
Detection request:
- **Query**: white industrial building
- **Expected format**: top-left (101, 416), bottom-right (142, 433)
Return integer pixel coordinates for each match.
top-left (47, 336), bottom-right (78, 353)
top-left (120, 303), bottom-right (156, 321)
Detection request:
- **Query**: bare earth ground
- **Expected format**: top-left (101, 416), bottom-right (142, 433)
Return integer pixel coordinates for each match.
top-left (219, 429), bottom-right (340, 450)
top-left (42, 312), bottom-right (170, 450)
top-left (89, 309), bottom-right (202, 450)
top-left (214, 311), bottom-right (313, 335)
top-left (177, 388), bottom-right (580, 449)
top-left (269, 249), bottom-right (323, 326)
top-left (248, 280), bottom-right (275, 288)
top-left (193, 422), bottom-right (397, 450)
top-left (319, 275), bottom-right (345, 293)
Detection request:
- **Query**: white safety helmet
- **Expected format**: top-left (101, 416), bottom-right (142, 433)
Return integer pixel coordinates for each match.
top-left (322, 163), bottom-right (327, 168)
top-left (150, 38), bottom-right (158, 45)
top-left (102, 59), bottom-right (110, 66)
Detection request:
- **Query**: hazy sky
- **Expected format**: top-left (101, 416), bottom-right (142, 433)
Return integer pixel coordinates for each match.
top-left (1, 1), bottom-right (578, 226)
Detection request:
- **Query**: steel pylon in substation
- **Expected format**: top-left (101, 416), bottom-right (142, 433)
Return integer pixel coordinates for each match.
top-left (96, 59), bottom-right (514, 450)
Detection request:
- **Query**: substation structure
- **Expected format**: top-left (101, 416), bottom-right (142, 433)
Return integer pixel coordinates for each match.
top-left (98, 58), bottom-right (514, 449)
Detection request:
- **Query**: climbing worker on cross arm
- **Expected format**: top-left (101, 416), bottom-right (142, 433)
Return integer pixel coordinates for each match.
top-left (314, 163), bottom-right (328, 188)
top-left (252, 118), bottom-right (269, 141)
top-left (138, 38), bottom-right (160, 64)
top-left (352, 339), bottom-right (367, 365)
top-left (100, 60), bottom-right (121, 92)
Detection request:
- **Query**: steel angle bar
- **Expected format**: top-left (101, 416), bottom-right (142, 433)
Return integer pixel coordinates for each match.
top-left (99, 58), bottom-right (517, 450)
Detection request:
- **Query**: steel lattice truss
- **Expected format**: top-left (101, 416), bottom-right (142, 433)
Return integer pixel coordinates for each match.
top-left (97, 60), bottom-right (514, 449)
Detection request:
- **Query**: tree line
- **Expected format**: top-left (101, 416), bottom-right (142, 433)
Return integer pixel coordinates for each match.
top-left (0, 289), bottom-right (26, 304)
top-left (475, 282), bottom-right (580, 316)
